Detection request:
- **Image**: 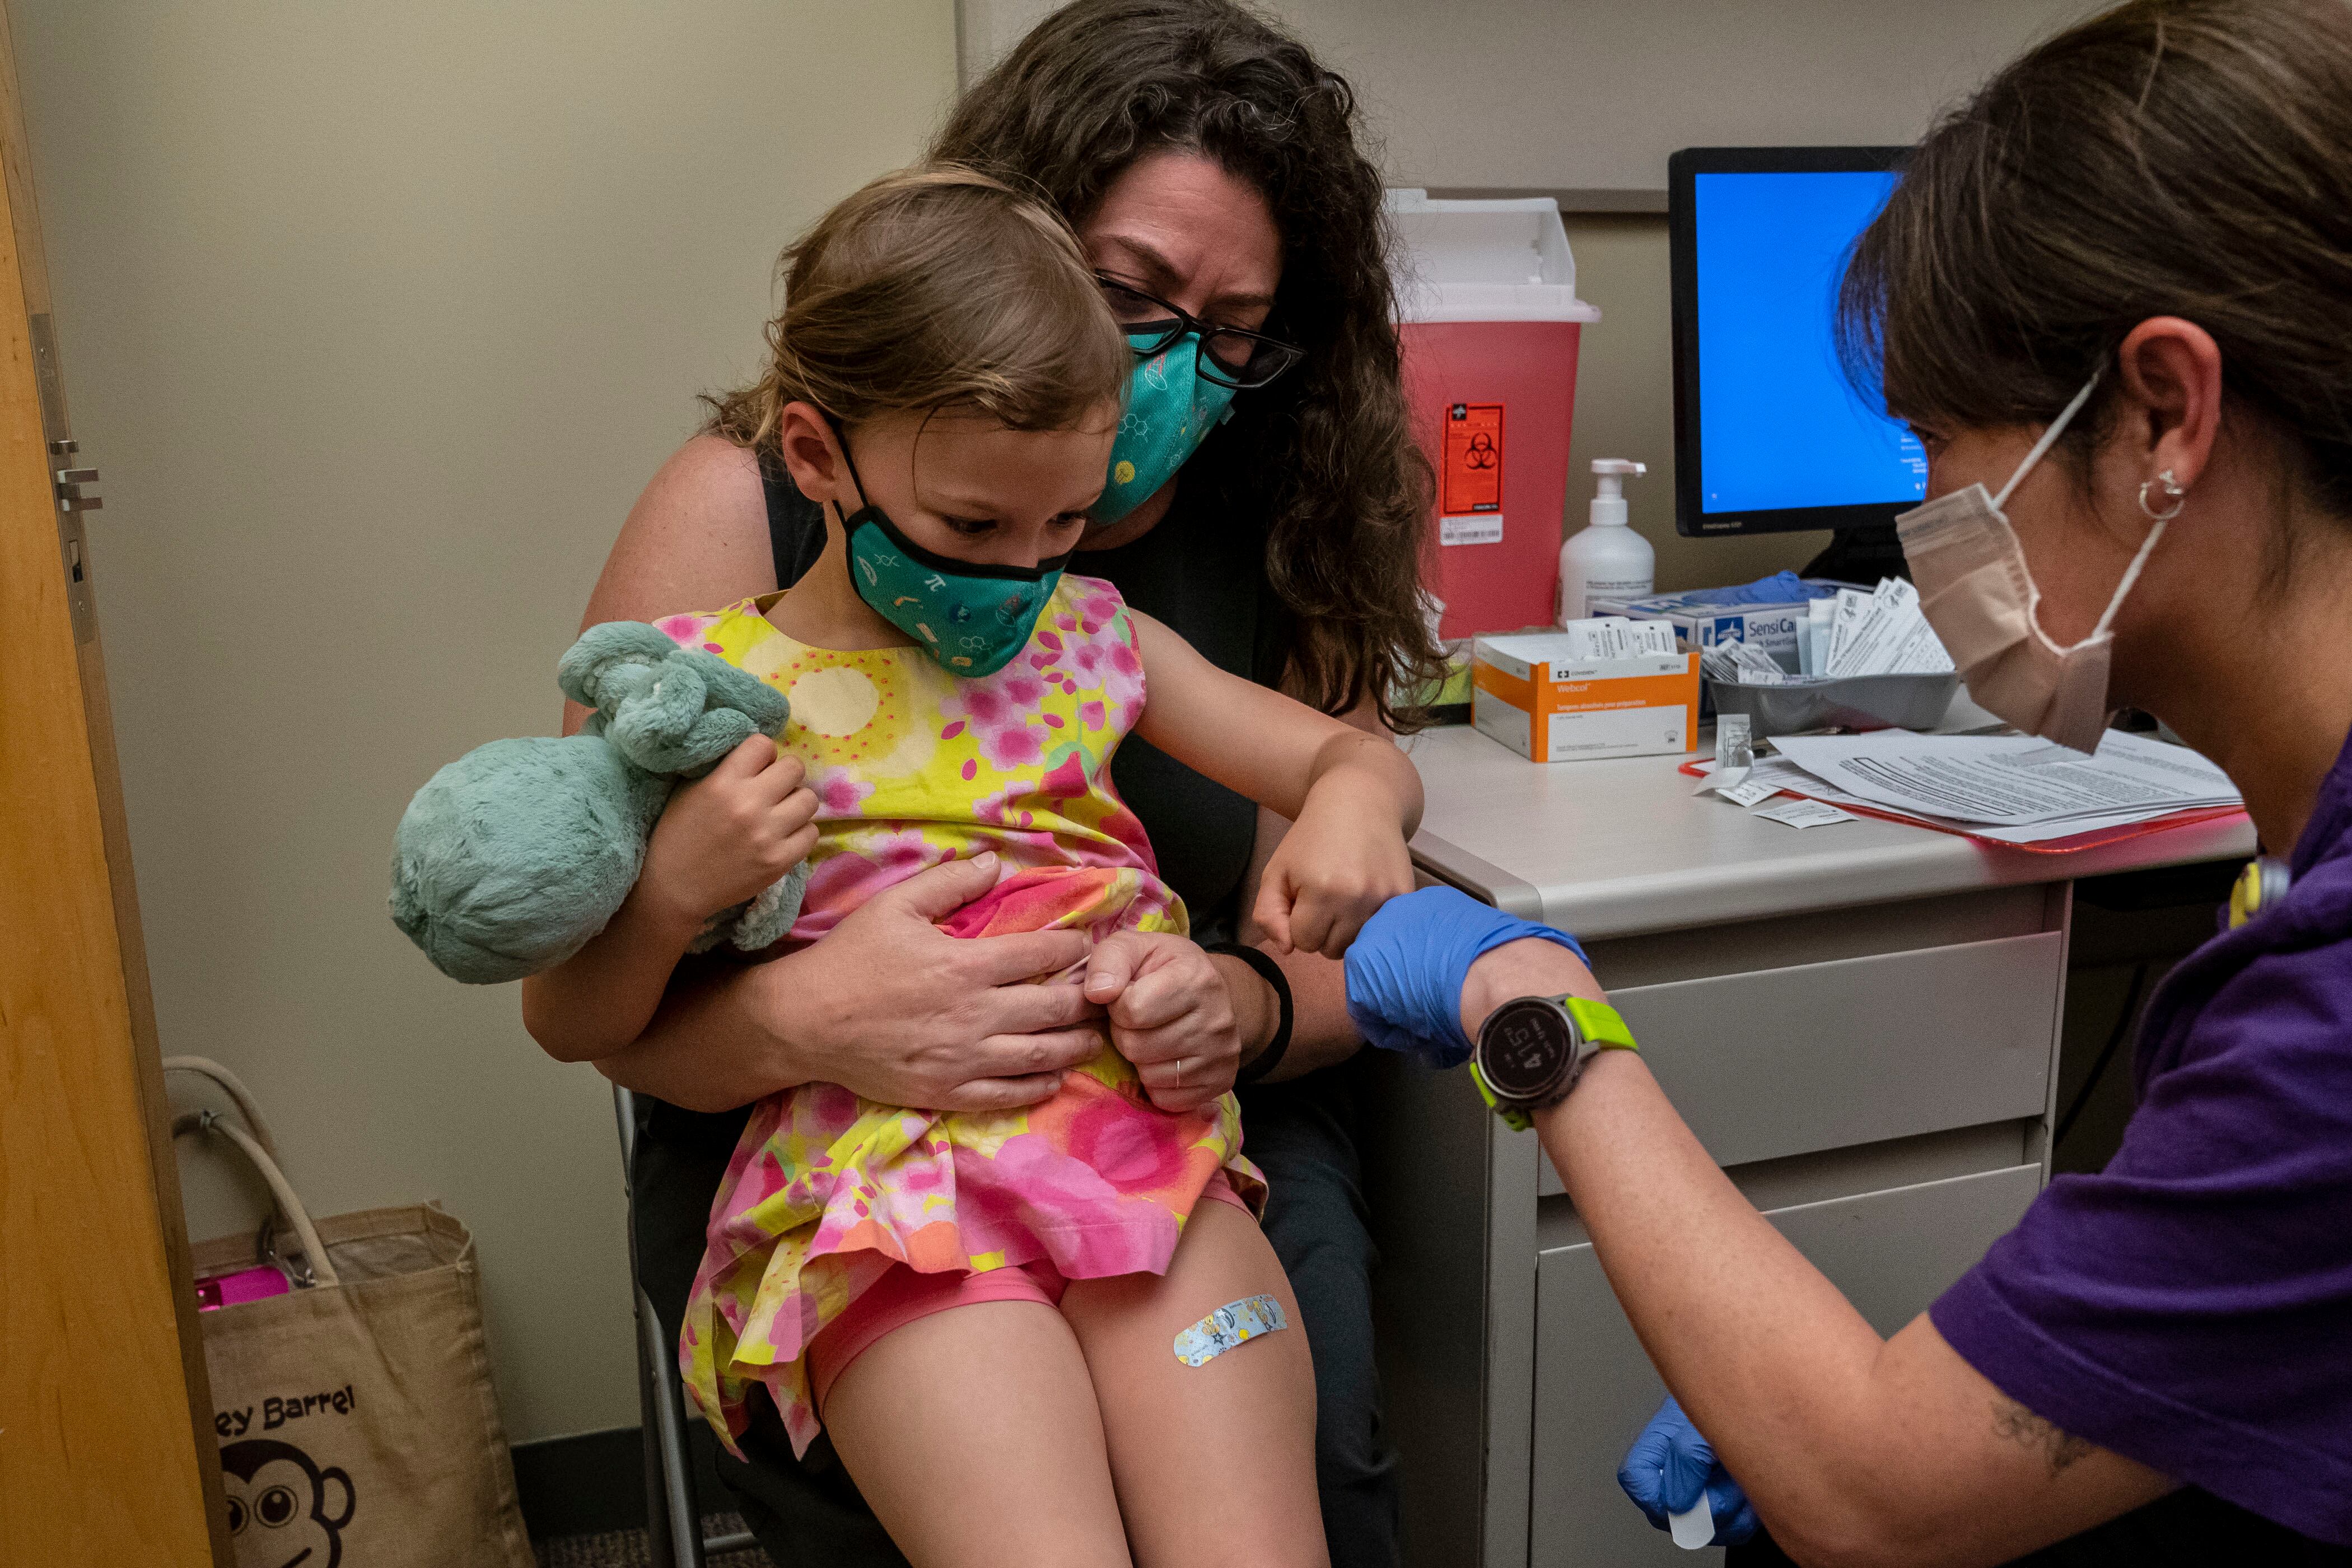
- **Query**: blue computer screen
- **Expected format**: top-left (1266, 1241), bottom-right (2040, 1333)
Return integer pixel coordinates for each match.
top-left (1694, 170), bottom-right (1924, 515)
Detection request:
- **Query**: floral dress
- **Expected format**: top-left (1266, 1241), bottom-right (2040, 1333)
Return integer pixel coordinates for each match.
top-left (656, 575), bottom-right (1262, 1458)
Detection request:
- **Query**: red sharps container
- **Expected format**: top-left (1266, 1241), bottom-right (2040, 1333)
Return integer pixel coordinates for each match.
top-left (1388, 190), bottom-right (1599, 642)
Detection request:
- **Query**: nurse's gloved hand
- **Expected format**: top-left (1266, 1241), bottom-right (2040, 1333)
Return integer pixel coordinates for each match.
top-left (1342, 885), bottom-right (1588, 1069)
top-left (1618, 1397), bottom-right (1758, 1548)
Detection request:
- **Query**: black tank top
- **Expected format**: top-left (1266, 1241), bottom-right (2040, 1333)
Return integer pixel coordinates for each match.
top-left (760, 454), bottom-right (1289, 934)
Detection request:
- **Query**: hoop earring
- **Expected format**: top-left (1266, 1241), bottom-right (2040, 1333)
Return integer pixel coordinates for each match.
top-left (2138, 468), bottom-right (2187, 522)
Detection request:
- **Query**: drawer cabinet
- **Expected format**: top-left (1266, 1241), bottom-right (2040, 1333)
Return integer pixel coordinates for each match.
top-left (1366, 884), bottom-right (2074, 1568)
top-left (1528, 1164), bottom-right (2043, 1567)
top-left (1541, 933), bottom-right (2061, 1194)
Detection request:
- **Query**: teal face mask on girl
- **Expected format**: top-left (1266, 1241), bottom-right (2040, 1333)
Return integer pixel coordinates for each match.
top-left (1093, 332), bottom-right (1238, 525)
top-left (832, 438), bottom-right (1067, 679)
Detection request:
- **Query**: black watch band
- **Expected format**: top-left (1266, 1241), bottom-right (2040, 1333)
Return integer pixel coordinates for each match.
top-left (1208, 942), bottom-right (1294, 1085)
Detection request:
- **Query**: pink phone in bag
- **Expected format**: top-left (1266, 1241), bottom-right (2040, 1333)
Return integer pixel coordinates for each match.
top-left (194, 1262), bottom-right (291, 1312)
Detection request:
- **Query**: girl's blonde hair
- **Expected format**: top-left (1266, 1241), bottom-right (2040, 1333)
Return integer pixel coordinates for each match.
top-left (703, 165), bottom-right (1126, 447)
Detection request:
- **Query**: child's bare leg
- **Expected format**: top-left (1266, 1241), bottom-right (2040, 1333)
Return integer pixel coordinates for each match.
top-left (823, 1300), bottom-right (1132, 1568)
top-left (1060, 1200), bottom-right (1329, 1568)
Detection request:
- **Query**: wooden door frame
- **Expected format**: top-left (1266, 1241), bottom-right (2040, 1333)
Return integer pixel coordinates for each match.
top-left (0, 2), bottom-right (230, 1560)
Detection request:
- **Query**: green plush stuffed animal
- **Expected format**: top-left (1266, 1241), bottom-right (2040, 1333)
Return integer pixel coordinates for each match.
top-left (389, 621), bottom-right (808, 984)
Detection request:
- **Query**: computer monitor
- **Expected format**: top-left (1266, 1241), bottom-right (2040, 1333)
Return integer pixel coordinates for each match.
top-left (1669, 146), bottom-right (1919, 542)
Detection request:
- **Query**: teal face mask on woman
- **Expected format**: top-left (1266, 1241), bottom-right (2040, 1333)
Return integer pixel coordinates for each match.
top-left (833, 438), bottom-right (1068, 678)
top-left (1094, 333), bottom-right (1238, 525)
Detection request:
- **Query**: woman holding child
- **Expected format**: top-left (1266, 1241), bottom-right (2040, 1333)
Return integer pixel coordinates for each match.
top-left (549, 4), bottom-right (1439, 1565)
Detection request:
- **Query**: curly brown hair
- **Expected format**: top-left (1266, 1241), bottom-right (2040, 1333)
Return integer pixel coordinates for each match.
top-left (931, 0), bottom-right (1444, 730)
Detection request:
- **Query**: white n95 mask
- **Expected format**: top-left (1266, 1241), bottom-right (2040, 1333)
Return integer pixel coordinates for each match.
top-left (1895, 374), bottom-right (2174, 754)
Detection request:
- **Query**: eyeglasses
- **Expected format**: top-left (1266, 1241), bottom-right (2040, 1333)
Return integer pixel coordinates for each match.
top-left (1096, 275), bottom-right (1304, 390)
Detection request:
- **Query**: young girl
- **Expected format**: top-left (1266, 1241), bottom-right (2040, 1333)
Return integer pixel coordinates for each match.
top-left (523, 167), bottom-right (1421, 1567)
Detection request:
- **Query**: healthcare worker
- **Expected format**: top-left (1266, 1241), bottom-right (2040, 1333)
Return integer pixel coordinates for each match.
top-left (1347, 1), bottom-right (2352, 1561)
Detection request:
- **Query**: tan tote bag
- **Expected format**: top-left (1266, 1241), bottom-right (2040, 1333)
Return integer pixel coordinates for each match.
top-left (166, 1057), bottom-right (535, 1568)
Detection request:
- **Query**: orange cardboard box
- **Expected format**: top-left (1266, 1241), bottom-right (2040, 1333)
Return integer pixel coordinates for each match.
top-left (1471, 631), bottom-right (1700, 762)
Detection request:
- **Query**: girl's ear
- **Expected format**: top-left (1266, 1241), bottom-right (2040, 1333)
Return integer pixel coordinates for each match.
top-left (776, 402), bottom-right (851, 511)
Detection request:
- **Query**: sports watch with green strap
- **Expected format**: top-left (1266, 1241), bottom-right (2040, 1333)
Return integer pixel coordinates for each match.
top-left (2228, 856), bottom-right (2292, 928)
top-left (1469, 993), bottom-right (1639, 1131)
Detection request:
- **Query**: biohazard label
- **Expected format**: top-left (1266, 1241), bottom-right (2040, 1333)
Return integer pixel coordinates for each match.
top-left (1443, 402), bottom-right (1502, 514)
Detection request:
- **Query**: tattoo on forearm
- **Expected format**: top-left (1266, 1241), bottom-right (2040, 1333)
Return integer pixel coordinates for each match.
top-left (1991, 1399), bottom-right (2093, 1477)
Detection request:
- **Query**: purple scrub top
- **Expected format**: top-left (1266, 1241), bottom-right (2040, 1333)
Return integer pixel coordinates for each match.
top-left (1932, 727), bottom-right (2352, 1544)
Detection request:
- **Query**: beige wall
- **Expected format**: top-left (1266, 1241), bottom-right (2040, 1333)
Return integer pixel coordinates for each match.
top-left (15, 1), bottom-right (958, 1443)
top-left (964, 0), bottom-right (2088, 189)
top-left (963, 0), bottom-right (2094, 591)
top-left (1201, 0), bottom-right (2087, 195)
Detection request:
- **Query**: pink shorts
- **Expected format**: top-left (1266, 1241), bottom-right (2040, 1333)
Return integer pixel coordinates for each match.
top-left (806, 1172), bottom-right (1253, 1412)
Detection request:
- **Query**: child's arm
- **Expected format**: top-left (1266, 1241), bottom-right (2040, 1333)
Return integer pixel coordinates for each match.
top-left (1128, 609), bottom-right (1423, 957)
top-left (521, 736), bottom-right (818, 1061)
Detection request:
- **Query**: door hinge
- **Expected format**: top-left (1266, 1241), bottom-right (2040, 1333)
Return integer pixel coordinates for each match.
top-left (53, 441), bottom-right (101, 512)
top-left (30, 315), bottom-right (99, 642)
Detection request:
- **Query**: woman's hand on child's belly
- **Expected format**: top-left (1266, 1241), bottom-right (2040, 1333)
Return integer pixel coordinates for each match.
top-left (1082, 931), bottom-right (1246, 1114)
top-left (764, 852), bottom-right (1110, 1113)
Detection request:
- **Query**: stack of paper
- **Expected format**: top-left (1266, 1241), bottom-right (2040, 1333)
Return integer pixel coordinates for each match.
top-left (1701, 578), bottom-right (1956, 687)
top-left (1754, 730), bottom-right (2241, 845)
top-left (1555, 617), bottom-right (1678, 660)
top-left (1698, 639), bottom-right (1798, 685)
top-left (1819, 578), bottom-right (1954, 677)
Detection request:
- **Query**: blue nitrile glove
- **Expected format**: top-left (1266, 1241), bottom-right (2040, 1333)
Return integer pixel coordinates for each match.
top-left (1617, 1397), bottom-right (1758, 1548)
top-left (1342, 885), bottom-right (1589, 1069)
top-left (1677, 569), bottom-right (1830, 606)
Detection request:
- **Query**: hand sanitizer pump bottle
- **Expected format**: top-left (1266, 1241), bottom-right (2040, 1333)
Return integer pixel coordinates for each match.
top-left (1557, 459), bottom-right (1654, 624)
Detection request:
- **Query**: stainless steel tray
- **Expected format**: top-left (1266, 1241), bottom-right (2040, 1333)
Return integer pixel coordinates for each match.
top-left (1705, 671), bottom-right (1960, 733)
